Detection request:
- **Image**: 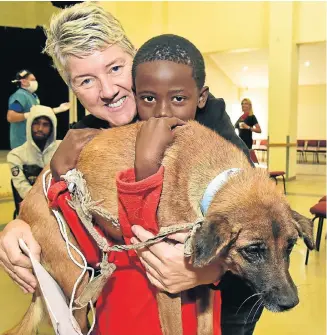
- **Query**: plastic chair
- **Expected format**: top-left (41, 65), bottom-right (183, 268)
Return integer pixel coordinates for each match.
top-left (249, 150), bottom-right (286, 194)
top-left (11, 180), bottom-right (23, 219)
top-left (317, 140), bottom-right (326, 163)
top-left (305, 200), bottom-right (326, 265)
top-left (297, 140), bottom-right (306, 163)
top-left (304, 140), bottom-right (319, 163)
top-left (255, 139), bottom-right (268, 162)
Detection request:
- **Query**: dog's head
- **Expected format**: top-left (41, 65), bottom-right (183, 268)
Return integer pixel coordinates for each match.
top-left (192, 168), bottom-right (314, 312)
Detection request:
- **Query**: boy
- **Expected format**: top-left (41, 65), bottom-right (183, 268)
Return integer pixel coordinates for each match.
top-left (89, 34), bottom-right (228, 335)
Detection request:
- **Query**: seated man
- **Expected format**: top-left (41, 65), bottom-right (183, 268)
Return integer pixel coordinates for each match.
top-left (7, 105), bottom-right (61, 201)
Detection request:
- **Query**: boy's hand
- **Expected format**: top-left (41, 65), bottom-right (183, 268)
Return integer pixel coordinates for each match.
top-left (50, 128), bottom-right (101, 181)
top-left (135, 117), bottom-right (186, 181)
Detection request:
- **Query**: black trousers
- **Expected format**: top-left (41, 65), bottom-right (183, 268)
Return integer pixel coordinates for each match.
top-left (219, 272), bottom-right (264, 335)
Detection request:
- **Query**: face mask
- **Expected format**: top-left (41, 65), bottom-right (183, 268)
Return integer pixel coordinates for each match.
top-left (25, 80), bottom-right (38, 93)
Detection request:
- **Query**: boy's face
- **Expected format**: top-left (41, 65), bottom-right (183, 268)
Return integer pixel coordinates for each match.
top-left (135, 61), bottom-right (208, 121)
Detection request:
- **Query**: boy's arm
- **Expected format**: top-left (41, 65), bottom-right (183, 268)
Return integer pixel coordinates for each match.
top-left (117, 117), bottom-right (185, 241)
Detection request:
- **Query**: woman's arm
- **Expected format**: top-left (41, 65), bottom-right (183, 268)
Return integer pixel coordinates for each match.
top-left (0, 219), bottom-right (40, 293)
top-left (251, 123), bottom-right (262, 133)
top-left (131, 226), bottom-right (223, 293)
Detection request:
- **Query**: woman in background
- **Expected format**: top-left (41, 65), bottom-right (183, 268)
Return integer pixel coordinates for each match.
top-left (235, 98), bottom-right (261, 149)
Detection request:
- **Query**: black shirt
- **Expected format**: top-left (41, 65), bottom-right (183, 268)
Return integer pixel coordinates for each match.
top-left (73, 94), bottom-right (252, 164)
top-left (235, 114), bottom-right (258, 149)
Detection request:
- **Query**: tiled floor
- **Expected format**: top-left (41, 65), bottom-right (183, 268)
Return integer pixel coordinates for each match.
top-left (0, 165), bottom-right (325, 334)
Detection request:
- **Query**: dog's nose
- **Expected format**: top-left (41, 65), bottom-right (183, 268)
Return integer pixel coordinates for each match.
top-left (277, 297), bottom-right (299, 311)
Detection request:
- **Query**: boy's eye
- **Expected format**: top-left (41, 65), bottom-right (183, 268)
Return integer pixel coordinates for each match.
top-left (142, 96), bottom-right (156, 103)
top-left (172, 96), bottom-right (185, 102)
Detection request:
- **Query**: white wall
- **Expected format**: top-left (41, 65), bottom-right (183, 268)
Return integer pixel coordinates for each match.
top-left (297, 85), bottom-right (326, 140)
top-left (238, 85), bottom-right (326, 141)
top-left (204, 55), bottom-right (239, 120)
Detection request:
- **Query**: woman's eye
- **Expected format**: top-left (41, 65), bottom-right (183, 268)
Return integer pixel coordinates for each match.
top-left (111, 65), bottom-right (122, 74)
top-left (81, 78), bottom-right (93, 86)
top-left (173, 96), bottom-right (185, 102)
top-left (142, 96), bottom-right (156, 103)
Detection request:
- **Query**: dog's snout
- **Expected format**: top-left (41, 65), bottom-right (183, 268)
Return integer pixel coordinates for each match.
top-left (263, 282), bottom-right (299, 312)
top-left (277, 296), bottom-right (299, 311)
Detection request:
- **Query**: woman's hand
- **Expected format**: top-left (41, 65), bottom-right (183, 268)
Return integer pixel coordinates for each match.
top-left (135, 117), bottom-right (186, 181)
top-left (50, 128), bottom-right (101, 181)
top-left (130, 225), bottom-right (224, 293)
top-left (0, 219), bottom-right (41, 293)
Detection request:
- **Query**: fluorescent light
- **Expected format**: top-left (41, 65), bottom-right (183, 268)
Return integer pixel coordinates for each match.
top-left (304, 61), bottom-right (311, 67)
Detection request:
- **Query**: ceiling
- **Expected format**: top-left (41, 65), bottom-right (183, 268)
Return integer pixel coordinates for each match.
top-left (209, 42), bottom-right (326, 88)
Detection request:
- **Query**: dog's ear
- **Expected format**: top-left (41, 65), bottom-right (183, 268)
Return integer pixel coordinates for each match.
top-left (192, 216), bottom-right (239, 268)
top-left (291, 210), bottom-right (315, 250)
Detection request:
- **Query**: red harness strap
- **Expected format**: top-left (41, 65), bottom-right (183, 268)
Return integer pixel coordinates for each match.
top-left (47, 179), bottom-right (102, 268)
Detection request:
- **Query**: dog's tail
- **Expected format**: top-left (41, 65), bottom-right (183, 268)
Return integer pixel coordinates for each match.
top-left (3, 290), bottom-right (45, 335)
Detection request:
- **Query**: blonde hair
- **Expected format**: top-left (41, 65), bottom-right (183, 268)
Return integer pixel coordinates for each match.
top-left (43, 2), bottom-right (136, 83)
top-left (241, 98), bottom-right (254, 115)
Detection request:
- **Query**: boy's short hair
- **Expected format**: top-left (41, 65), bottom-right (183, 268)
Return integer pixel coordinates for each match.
top-left (43, 2), bottom-right (136, 84)
top-left (132, 34), bottom-right (206, 89)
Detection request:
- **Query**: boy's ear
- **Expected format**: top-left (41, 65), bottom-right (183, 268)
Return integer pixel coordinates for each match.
top-left (197, 86), bottom-right (209, 109)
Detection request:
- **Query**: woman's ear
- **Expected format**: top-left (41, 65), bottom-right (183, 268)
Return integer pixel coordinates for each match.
top-left (197, 86), bottom-right (209, 109)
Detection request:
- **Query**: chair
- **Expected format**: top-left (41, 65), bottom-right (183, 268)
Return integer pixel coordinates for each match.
top-left (11, 180), bottom-right (23, 219)
top-left (255, 139), bottom-right (268, 162)
top-left (249, 150), bottom-right (286, 194)
top-left (249, 149), bottom-right (259, 164)
top-left (10, 164), bottom-right (43, 219)
top-left (305, 200), bottom-right (326, 265)
top-left (296, 140), bottom-right (306, 163)
top-left (252, 139), bottom-right (260, 151)
top-left (317, 140), bottom-right (326, 163)
top-left (269, 170), bottom-right (286, 195)
top-left (304, 140), bottom-right (319, 163)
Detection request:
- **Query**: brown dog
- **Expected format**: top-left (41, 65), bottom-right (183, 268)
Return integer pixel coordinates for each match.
top-left (4, 120), bottom-right (314, 335)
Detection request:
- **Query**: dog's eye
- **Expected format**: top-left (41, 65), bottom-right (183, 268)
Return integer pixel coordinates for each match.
top-left (286, 241), bottom-right (296, 254)
top-left (241, 244), bottom-right (266, 262)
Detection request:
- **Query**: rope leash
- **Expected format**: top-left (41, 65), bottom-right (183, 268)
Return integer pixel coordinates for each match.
top-left (43, 168), bottom-right (204, 329)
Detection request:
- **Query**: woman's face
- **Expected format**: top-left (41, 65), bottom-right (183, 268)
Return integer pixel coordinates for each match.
top-left (66, 45), bottom-right (136, 127)
top-left (241, 100), bottom-right (251, 113)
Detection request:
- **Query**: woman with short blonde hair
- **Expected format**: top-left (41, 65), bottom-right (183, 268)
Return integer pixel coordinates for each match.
top-left (235, 97), bottom-right (262, 149)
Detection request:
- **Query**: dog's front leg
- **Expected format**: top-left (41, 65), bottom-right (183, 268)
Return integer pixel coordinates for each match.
top-left (196, 286), bottom-right (215, 335)
top-left (157, 291), bottom-right (183, 335)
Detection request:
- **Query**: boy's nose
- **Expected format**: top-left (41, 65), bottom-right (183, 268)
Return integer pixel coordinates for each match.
top-left (155, 103), bottom-right (173, 118)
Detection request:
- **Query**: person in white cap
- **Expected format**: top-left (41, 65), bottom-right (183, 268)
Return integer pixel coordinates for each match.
top-left (7, 105), bottom-right (61, 200)
top-left (7, 69), bottom-right (69, 149)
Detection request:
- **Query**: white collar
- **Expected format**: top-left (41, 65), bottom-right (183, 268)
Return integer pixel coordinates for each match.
top-left (200, 168), bottom-right (242, 215)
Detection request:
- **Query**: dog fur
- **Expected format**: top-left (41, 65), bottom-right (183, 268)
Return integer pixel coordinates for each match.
top-left (4, 120), bottom-right (314, 335)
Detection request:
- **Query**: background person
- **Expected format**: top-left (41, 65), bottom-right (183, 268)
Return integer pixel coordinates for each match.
top-left (7, 105), bottom-right (61, 200)
top-left (7, 69), bottom-right (69, 149)
top-left (234, 98), bottom-right (261, 149)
